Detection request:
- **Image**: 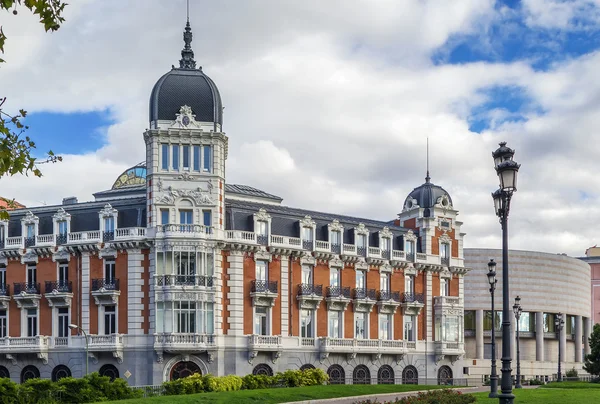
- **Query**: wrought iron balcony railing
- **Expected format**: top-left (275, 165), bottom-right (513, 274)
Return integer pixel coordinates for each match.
top-left (402, 292), bottom-right (425, 304)
top-left (378, 290), bottom-right (401, 302)
top-left (24, 237), bottom-right (35, 248)
top-left (326, 286), bottom-right (351, 298)
top-left (406, 252), bottom-right (415, 261)
top-left (56, 233), bottom-right (68, 245)
top-left (91, 278), bottom-right (120, 292)
top-left (251, 280), bottom-right (278, 294)
top-left (13, 282), bottom-right (40, 294)
top-left (256, 234), bottom-right (269, 246)
top-left (298, 283), bottom-right (323, 296)
top-left (357, 246), bottom-right (367, 257)
top-left (0, 283), bottom-right (9, 296)
top-left (45, 280), bottom-right (73, 293)
top-left (331, 243), bottom-right (341, 254)
top-left (381, 250), bottom-right (391, 259)
top-left (441, 257), bottom-right (450, 266)
top-left (302, 240), bottom-right (314, 250)
top-left (103, 231), bottom-right (115, 242)
top-left (155, 275), bottom-right (214, 287)
top-left (353, 288), bottom-right (376, 300)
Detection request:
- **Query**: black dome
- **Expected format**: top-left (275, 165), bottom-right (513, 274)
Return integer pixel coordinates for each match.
top-left (149, 68), bottom-right (223, 127)
top-left (404, 176), bottom-right (453, 216)
top-left (148, 20), bottom-right (223, 130)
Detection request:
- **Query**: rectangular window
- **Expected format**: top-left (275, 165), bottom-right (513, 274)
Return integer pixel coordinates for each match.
top-left (330, 268), bottom-right (340, 287)
top-left (544, 313), bottom-right (556, 333)
top-left (330, 231), bottom-right (341, 245)
top-left (193, 146), bottom-right (200, 171)
top-left (172, 145), bottom-right (180, 171)
top-left (254, 306), bottom-right (268, 335)
top-left (407, 241), bottom-right (415, 253)
top-left (519, 312), bottom-right (531, 333)
top-left (442, 316), bottom-right (459, 342)
top-left (356, 270), bottom-right (365, 289)
top-left (405, 276), bottom-right (414, 295)
top-left (464, 311), bottom-right (476, 331)
top-left (203, 210), bottom-right (211, 227)
top-left (104, 305), bottom-right (116, 334)
top-left (441, 279), bottom-right (449, 296)
top-left (161, 209), bottom-right (169, 225)
top-left (27, 265), bottom-right (37, 286)
top-left (441, 243), bottom-right (450, 259)
top-left (105, 260), bottom-right (116, 282)
top-left (302, 265), bottom-right (313, 285)
top-left (404, 315), bottom-right (414, 341)
top-left (0, 309), bottom-right (6, 338)
top-left (257, 221), bottom-right (268, 236)
top-left (182, 145), bottom-right (190, 169)
top-left (205, 302), bottom-right (214, 334)
top-left (379, 314), bottom-right (391, 340)
top-left (26, 224), bottom-right (35, 238)
top-left (104, 217), bottom-right (114, 232)
top-left (27, 308), bottom-right (37, 337)
top-left (355, 312), bottom-right (367, 339)
top-left (256, 260), bottom-right (268, 281)
top-left (179, 210), bottom-right (193, 227)
top-left (380, 273), bottom-right (390, 292)
top-left (328, 311), bottom-right (341, 338)
top-left (203, 145), bottom-right (211, 172)
top-left (381, 237), bottom-right (391, 251)
top-left (161, 144), bottom-right (169, 170)
top-left (484, 311), bottom-right (503, 331)
top-left (357, 234), bottom-right (366, 247)
top-left (0, 225), bottom-right (4, 244)
top-left (302, 227), bottom-right (313, 241)
top-left (58, 263), bottom-right (69, 283)
top-left (58, 221), bottom-right (68, 236)
top-left (175, 301), bottom-right (196, 333)
top-left (175, 251), bottom-right (196, 277)
top-left (301, 309), bottom-right (314, 338)
top-left (0, 267), bottom-right (5, 288)
top-left (57, 307), bottom-right (69, 338)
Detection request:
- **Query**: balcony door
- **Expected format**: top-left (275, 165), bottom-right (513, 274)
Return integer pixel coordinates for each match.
top-left (26, 308), bottom-right (38, 337)
top-left (27, 265), bottom-right (37, 287)
top-left (58, 263), bottom-right (69, 286)
top-left (256, 260), bottom-right (268, 282)
top-left (57, 308), bottom-right (69, 338)
top-left (254, 306), bottom-right (268, 335)
top-left (404, 315), bottom-right (415, 341)
top-left (300, 309), bottom-right (314, 338)
top-left (354, 312), bottom-right (367, 339)
top-left (179, 210), bottom-right (193, 232)
top-left (380, 273), bottom-right (390, 293)
top-left (302, 265), bottom-right (312, 285)
top-left (328, 311), bottom-right (342, 338)
top-left (105, 261), bottom-right (115, 284)
top-left (356, 270), bottom-right (365, 290)
top-left (405, 276), bottom-right (415, 296)
top-left (0, 267), bottom-right (5, 288)
top-left (104, 305), bottom-right (117, 334)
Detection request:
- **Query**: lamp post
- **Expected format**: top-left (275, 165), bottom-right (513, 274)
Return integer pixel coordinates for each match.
top-left (491, 141), bottom-right (520, 404)
top-left (487, 259), bottom-right (499, 398)
top-left (513, 296), bottom-right (522, 389)
top-left (555, 313), bottom-right (565, 382)
top-left (69, 324), bottom-right (88, 376)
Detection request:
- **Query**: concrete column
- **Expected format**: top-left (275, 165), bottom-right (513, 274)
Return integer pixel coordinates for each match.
top-left (574, 315), bottom-right (582, 362)
top-left (535, 311), bottom-right (544, 361)
top-left (280, 256), bottom-right (289, 336)
top-left (584, 317), bottom-right (591, 356)
top-left (559, 318), bottom-right (567, 365)
top-left (476, 309), bottom-right (484, 359)
top-left (226, 250), bottom-right (244, 335)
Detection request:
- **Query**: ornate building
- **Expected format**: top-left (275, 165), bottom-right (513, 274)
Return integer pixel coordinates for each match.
top-left (0, 21), bottom-right (468, 385)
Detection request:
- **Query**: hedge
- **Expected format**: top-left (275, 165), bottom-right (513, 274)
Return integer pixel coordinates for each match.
top-left (353, 389), bottom-right (476, 404)
top-left (0, 373), bottom-right (142, 404)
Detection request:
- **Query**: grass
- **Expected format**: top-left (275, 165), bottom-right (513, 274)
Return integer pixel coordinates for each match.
top-left (473, 382), bottom-right (600, 403)
top-left (106, 384), bottom-right (445, 404)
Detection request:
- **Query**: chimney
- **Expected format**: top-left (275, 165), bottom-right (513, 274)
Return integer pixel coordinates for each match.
top-left (62, 197), bottom-right (78, 205)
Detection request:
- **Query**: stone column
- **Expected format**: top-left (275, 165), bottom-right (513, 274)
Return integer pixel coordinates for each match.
top-left (127, 248), bottom-right (144, 335)
top-left (81, 252), bottom-right (91, 333)
top-left (476, 309), bottom-right (484, 359)
top-left (575, 315), bottom-right (582, 362)
top-left (559, 319), bottom-right (567, 366)
top-left (226, 250), bottom-right (244, 335)
top-left (535, 311), bottom-right (544, 361)
top-left (280, 256), bottom-right (289, 336)
top-left (426, 271), bottom-right (433, 342)
top-left (584, 317), bottom-right (591, 356)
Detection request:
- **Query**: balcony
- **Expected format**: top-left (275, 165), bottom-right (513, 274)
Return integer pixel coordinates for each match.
top-left (401, 292), bottom-right (425, 316)
top-left (325, 286), bottom-right (351, 311)
top-left (269, 234), bottom-right (302, 254)
top-left (377, 290), bottom-right (401, 314)
top-left (87, 334), bottom-right (124, 363)
top-left (353, 288), bottom-right (377, 313)
top-left (434, 341), bottom-right (465, 364)
top-left (319, 337), bottom-right (407, 361)
top-left (314, 240), bottom-right (335, 258)
top-left (12, 282), bottom-right (41, 309)
top-left (91, 278), bottom-right (120, 305)
top-left (248, 334), bottom-right (283, 363)
top-left (302, 240), bottom-right (314, 251)
top-left (0, 336), bottom-right (51, 364)
top-left (156, 224), bottom-right (213, 239)
top-left (3, 236), bottom-right (23, 249)
top-left (250, 280), bottom-right (278, 307)
top-left (0, 284), bottom-right (9, 309)
top-left (154, 333), bottom-right (215, 354)
top-left (68, 230), bottom-right (102, 244)
top-left (433, 296), bottom-right (463, 309)
top-left (44, 280), bottom-right (73, 307)
top-left (297, 284), bottom-right (323, 310)
top-left (155, 274), bottom-right (215, 288)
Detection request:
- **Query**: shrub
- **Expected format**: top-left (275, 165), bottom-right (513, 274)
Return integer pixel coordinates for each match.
top-left (566, 368), bottom-right (579, 378)
top-left (205, 374), bottom-right (243, 392)
top-left (353, 389), bottom-right (476, 404)
top-left (56, 377), bottom-right (98, 403)
top-left (241, 374), bottom-right (274, 390)
top-left (0, 378), bottom-right (20, 404)
top-left (528, 378), bottom-right (545, 385)
top-left (20, 378), bottom-right (61, 403)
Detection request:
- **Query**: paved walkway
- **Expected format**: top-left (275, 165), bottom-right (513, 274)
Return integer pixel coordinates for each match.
top-left (285, 385), bottom-right (540, 404)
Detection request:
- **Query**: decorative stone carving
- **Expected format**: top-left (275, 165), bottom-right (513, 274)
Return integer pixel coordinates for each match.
top-left (254, 250), bottom-right (272, 262)
top-left (22, 211), bottom-right (39, 225)
top-left (355, 223), bottom-right (369, 235)
top-left (99, 204), bottom-right (117, 218)
top-left (20, 250), bottom-right (38, 265)
top-left (379, 263), bottom-right (392, 273)
top-left (98, 245), bottom-right (117, 259)
top-left (248, 350), bottom-right (257, 364)
top-left (328, 257), bottom-right (344, 268)
top-left (254, 208), bottom-right (270, 222)
top-left (5, 354), bottom-right (17, 365)
top-left (404, 197), bottom-right (419, 211)
top-left (319, 352), bottom-right (329, 363)
top-left (172, 105), bottom-right (203, 129)
top-left (176, 172), bottom-right (195, 181)
top-left (439, 234), bottom-right (451, 244)
top-left (404, 229), bottom-right (417, 242)
top-left (271, 351), bottom-right (281, 364)
top-left (158, 186), bottom-right (214, 205)
top-left (354, 259), bottom-right (369, 271)
top-left (328, 219), bottom-right (343, 232)
top-left (300, 254), bottom-right (316, 266)
top-left (52, 247), bottom-right (71, 263)
top-left (380, 226), bottom-right (393, 239)
top-left (300, 215), bottom-right (316, 228)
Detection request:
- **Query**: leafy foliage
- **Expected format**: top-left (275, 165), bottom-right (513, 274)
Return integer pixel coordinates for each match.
top-left (566, 367), bottom-right (579, 378)
top-left (352, 389), bottom-right (476, 404)
top-left (584, 323), bottom-right (600, 376)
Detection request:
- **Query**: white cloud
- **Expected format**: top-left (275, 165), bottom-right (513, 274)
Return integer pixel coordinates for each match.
top-left (1, 0), bottom-right (600, 256)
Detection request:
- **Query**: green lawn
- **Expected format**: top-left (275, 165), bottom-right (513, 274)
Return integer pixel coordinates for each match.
top-left (473, 382), bottom-right (600, 403)
top-left (107, 384), bottom-right (445, 404)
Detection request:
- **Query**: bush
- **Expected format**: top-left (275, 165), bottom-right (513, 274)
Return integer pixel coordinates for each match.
top-left (528, 378), bottom-right (545, 385)
top-left (241, 374), bottom-right (274, 390)
top-left (205, 374), bottom-right (243, 392)
top-left (0, 378), bottom-right (20, 404)
top-left (566, 368), bottom-right (579, 378)
top-left (354, 389), bottom-right (476, 404)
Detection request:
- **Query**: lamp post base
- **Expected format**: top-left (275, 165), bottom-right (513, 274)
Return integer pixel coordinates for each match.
top-left (497, 393), bottom-right (516, 404)
top-left (489, 376), bottom-right (499, 398)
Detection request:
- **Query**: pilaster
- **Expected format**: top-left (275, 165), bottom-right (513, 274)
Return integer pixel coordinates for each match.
top-left (226, 250), bottom-right (244, 335)
top-left (127, 248), bottom-right (144, 335)
top-left (280, 255), bottom-right (289, 336)
top-left (475, 309), bottom-right (484, 359)
top-left (213, 249), bottom-right (224, 335)
top-left (81, 252), bottom-right (90, 333)
top-left (535, 311), bottom-right (544, 361)
top-left (425, 271), bottom-right (432, 341)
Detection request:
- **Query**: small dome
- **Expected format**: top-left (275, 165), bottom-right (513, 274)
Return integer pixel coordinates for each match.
top-left (403, 175), bottom-right (453, 216)
top-left (149, 21), bottom-right (223, 129)
top-left (112, 162), bottom-right (146, 189)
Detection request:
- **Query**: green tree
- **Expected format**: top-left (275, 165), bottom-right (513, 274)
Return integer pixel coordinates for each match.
top-left (0, 0), bottom-right (66, 219)
top-left (584, 323), bottom-right (600, 376)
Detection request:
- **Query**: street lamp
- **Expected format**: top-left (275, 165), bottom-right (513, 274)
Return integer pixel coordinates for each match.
top-left (491, 141), bottom-right (520, 404)
top-left (69, 324), bottom-right (89, 376)
top-left (487, 259), bottom-right (499, 398)
top-left (513, 296), bottom-right (523, 389)
top-left (555, 313), bottom-right (565, 382)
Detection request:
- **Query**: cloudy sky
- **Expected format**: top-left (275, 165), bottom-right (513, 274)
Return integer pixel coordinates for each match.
top-left (2, 0), bottom-right (600, 257)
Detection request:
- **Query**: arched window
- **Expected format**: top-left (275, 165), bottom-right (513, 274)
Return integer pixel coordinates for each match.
top-left (20, 365), bottom-right (40, 383)
top-left (377, 365), bottom-right (394, 384)
top-left (99, 364), bottom-right (119, 381)
top-left (170, 361), bottom-right (201, 381)
top-left (352, 365), bottom-right (371, 384)
top-left (252, 363), bottom-right (273, 376)
top-left (327, 364), bottom-right (345, 385)
top-left (402, 365), bottom-right (418, 384)
top-left (300, 364), bottom-right (315, 371)
top-left (438, 365), bottom-right (453, 385)
top-left (0, 366), bottom-right (9, 379)
top-left (51, 365), bottom-right (71, 382)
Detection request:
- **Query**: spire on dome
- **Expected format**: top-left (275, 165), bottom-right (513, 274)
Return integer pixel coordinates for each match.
top-left (425, 137), bottom-right (431, 183)
top-left (179, 19), bottom-right (196, 69)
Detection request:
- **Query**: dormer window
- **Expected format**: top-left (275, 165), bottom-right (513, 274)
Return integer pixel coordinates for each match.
top-left (330, 230), bottom-right (341, 253)
top-left (256, 220), bottom-right (268, 245)
top-left (302, 227), bottom-right (313, 250)
top-left (25, 223), bottom-right (36, 247)
top-left (406, 240), bottom-right (415, 261)
top-left (356, 233), bottom-right (367, 257)
top-left (104, 217), bottom-right (114, 239)
top-left (57, 221), bottom-right (68, 245)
